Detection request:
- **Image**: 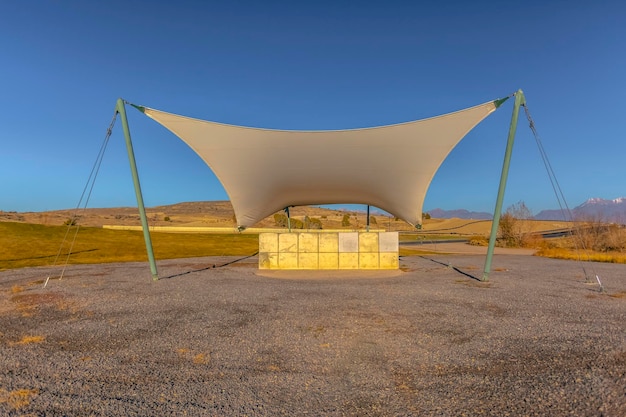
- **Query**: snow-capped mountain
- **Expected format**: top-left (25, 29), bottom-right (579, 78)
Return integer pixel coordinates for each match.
top-left (534, 197), bottom-right (626, 223)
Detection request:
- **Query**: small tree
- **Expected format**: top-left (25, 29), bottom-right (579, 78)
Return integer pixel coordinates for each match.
top-left (341, 213), bottom-right (351, 227)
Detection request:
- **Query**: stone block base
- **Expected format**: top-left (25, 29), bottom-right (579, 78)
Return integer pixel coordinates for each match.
top-left (259, 232), bottom-right (398, 270)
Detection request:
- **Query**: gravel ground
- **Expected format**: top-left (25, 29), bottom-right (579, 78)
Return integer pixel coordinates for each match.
top-left (1, 254), bottom-right (624, 416)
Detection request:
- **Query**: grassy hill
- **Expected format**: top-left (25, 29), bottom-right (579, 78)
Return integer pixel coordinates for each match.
top-left (0, 200), bottom-right (574, 234)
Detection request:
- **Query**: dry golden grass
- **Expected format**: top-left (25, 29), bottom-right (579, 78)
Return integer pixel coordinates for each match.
top-left (10, 335), bottom-right (45, 346)
top-left (465, 217), bottom-right (626, 264)
top-left (535, 247), bottom-right (626, 264)
top-left (193, 353), bottom-right (210, 365)
top-left (176, 348), bottom-right (210, 365)
top-left (10, 285), bottom-right (24, 294)
top-left (9, 292), bottom-right (71, 317)
top-left (419, 218), bottom-right (572, 236)
top-left (0, 388), bottom-right (39, 410)
top-left (608, 291), bottom-right (626, 299)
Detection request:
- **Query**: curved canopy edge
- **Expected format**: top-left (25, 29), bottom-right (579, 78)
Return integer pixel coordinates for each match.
top-left (138, 99), bottom-right (503, 228)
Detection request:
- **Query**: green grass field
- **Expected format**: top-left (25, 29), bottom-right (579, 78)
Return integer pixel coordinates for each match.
top-left (0, 222), bottom-right (259, 271)
top-left (3, 221), bottom-right (622, 271)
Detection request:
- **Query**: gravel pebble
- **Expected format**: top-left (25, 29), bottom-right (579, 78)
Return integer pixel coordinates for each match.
top-left (1, 254), bottom-right (624, 416)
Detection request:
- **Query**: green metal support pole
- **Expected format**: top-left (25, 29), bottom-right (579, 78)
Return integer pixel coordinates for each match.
top-left (115, 98), bottom-right (159, 281)
top-left (285, 207), bottom-right (291, 232)
top-left (482, 89), bottom-right (525, 281)
top-left (366, 205), bottom-right (370, 232)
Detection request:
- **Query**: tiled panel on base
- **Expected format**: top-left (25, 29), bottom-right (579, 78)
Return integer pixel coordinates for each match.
top-left (278, 233), bottom-right (298, 253)
top-left (278, 252), bottom-right (298, 269)
top-left (298, 233), bottom-right (318, 253)
top-left (319, 233), bottom-right (339, 253)
top-left (298, 252), bottom-right (319, 269)
top-left (338, 253), bottom-right (359, 269)
top-left (338, 233), bottom-right (359, 252)
top-left (379, 252), bottom-right (400, 269)
top-left (359, 252), bottom-right (379, 269)
top-left (319, 253), bottom-right (339, 269)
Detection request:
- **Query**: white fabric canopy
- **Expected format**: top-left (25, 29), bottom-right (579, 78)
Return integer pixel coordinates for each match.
top-left (139, 99), bottom-right (502, 228)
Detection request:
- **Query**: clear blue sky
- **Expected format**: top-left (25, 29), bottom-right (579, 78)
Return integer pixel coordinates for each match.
top-left (1, 1), bottom-right (624, 216)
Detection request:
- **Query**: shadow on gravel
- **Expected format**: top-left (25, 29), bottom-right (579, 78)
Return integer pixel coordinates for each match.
top-left (417, 255), bottom-right (481, 281)
top-left (160, 252), bottom-right (259, 280)
top-left (3, 248), bottom-right (98, 262)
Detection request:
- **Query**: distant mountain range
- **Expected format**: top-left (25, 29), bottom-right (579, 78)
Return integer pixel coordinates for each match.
top-left (534, 197), bottom-right (626, 223)
top-left (428, 197), bottom-right (626, 224)
top-left (427, 208), bottom-right (492, 220)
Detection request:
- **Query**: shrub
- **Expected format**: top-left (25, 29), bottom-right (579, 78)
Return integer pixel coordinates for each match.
top-left (468, 235), bottom-right (488, 246)
top-left (498, 212), bottom-right (519, 247)
top-left (274, 213), bottom-right (288, 227)
top-left (341, 213), bottom-right (351, 227)
top-left (304, 216), bottom-right (323, 229)
top-left (576, 219), bottom-right (626, 253)
top-left (275, 213), bottom-right (303, 229)
top-left (498, 201), bottom-right (532, 247)
top-left (309, 217), bottom-right (323, 229)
